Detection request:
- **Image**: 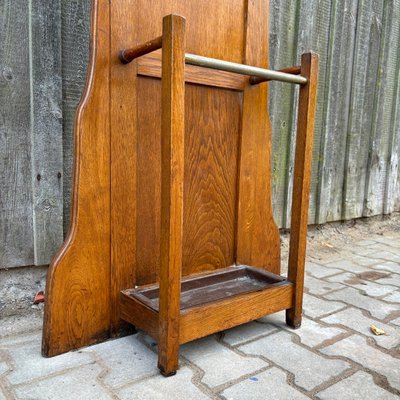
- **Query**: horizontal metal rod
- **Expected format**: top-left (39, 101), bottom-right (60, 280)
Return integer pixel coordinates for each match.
top-left (120, 37), bottom-right (307, 85)
top-left (249, 66), bottom-right (302, 85)
top-left (185, 53), bottom-right (307, 85)
top-left (119, 36), bottom-right (163, 64)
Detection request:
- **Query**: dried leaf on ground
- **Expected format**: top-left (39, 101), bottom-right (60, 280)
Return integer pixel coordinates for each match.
top-left (370, 325), bottom-right (386, 336)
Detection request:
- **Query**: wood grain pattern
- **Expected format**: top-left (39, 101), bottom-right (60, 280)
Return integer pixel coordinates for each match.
top-left (180, 283), bottom-right (293, 343)
top-left (120, 265), bottom-right (293, 345)
top-left (135, 0), bottom-right (246, 63)
top-left (30, 0), bottom-right (64, 265)
top-left (43, 0), bottom-right (111, 356)
top-left (110, 0), bottom-right (137, 336)
top-left (135, 78), bottom-right (162, 285)
top-left (135, 0), bottom-right (247, 285)
top-left (158, 15), bottom-right (186, 376)
top-left (384, 0), bottom-right (400, 214)
top-left (364, 0), bottom-right (399, 217)
top-left (294, 0), bottom-right (332, 226)
top-left (136, 82), bottom-right (242, 285)
top-left (120, 36), bottom-right (162, 64)
top-left (120, 291), bottom-right (159, 341)
top-left (286, 52), bottom-right (319, 328)
top-left (0, 0), bottom-right (34, 268)
top-left (61, 0), bottom-right (92, 235)
top-left (236, 0), bottom-right (281, 273)
top-left (268, 0), bottom-right (298, 228)
top-left (182, 86), bottom-right (241, 275)
top-left (44, 0), bottom-right (292, 360)
top-left (137, 52), bottom-right (246, 90)
top-left (124, 265), bottom-right (286, 311)
top-left (341, 0), bottom-right (385, 220)
top-left (316, 0), bottom-right (357, 223)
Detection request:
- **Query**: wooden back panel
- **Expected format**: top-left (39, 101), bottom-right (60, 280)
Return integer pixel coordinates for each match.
top-left (43, 0), bottom-right (280, 356)
top-left (131, 0), bottom-right (279, 284)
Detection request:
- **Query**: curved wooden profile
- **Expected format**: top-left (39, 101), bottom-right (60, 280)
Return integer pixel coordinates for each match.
top-left (42, 0), bottom-right (112, 356)
top-left (43, 0), bottom-right (281, 356)
top-left (236, 0), bottom-right (281, 272)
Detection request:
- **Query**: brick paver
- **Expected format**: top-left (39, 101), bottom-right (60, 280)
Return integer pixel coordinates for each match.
top-left (181, 337), bottom-right (268, 387)
top-left (324, 287), bottom-right (399, 320)
top-left (321, 308), bottom-right (400, 350)
top-left (221, 367), bottom-right (309, 400)
top-left (315, 371), bottom-right (399, 400)
top-left (1, 227), bottom-right (399, 399)
top-left (321, 335), bottom-right (400, 391)
top-left (239, 331), bottom-right (351, 391)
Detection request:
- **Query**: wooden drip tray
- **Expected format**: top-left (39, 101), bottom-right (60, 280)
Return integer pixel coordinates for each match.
top-left (123, 265), bottom-right (287, 311)
top-left (120, 265), bottom-right (294, 344)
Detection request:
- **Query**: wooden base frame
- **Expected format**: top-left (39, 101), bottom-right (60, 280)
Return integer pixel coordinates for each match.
top-left (43, 0), bottom-right (318, 376)
top-left (118, 15), bottom-right (318, 376)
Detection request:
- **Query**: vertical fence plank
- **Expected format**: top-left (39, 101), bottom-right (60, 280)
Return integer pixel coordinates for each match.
top-left (384, 1), bottom-right (400, 214)
top-left (61, 0), bottom-right (91, 234)
top-left (269, 0), bottom-right (299, 227)
top-left (342, 0), bottom-right (384, 219)
top-left (287, 0), bottom-right (332, 226)
top-left (2, 1), bottom-right (400, 270)
top-left (363, 1), bottom-right (399, 216)
top-left (0, 0), bottom-right (34, 268)
top-left (316, 0), bottom-right (358, 223)
top-left (30, 0), bottom-right (64, 265)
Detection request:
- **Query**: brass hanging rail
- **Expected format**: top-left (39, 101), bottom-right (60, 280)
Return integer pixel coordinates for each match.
top-left (119, 37), bottom-right (307, 85)
top-left (184, 53), bottom-right (306, 85)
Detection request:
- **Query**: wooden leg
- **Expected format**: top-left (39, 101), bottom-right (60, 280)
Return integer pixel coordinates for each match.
top-left (286, 52), bottom-right (319, 329)
top-left (157, 14), bottom-right (186, 376)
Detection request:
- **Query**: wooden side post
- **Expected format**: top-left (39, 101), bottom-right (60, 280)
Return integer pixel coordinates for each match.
top-left (236, 0), bottom-right (281, 274)
top-left (157, 14), bottom-right (186, 376)
top-left (286, 52), bottom-right (319, 328)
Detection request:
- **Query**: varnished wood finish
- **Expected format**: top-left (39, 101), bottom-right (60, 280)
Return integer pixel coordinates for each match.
top-left (236, 0), bottom-right (281, 273)
top-left (179, 283), bottom-right (293, 343)
top-left (135, 0), bottom-right (248, 285)
top-left (137, 51), bottom-right (246, 91)
top-left (44, 0), bottom-right (317, 368)
top-left (119, 36), bottom-right (162, 64)
top-left (119, 266), bottom-right (293, 345)
top-left (110, 0), bottom-right (137, 336)
top-left (286, 52), bottom-right (319, 329)
top-left (182, 86), bottom-right (241, 275)
top-left (124, 265), bottom-right (286, 311)
top-left (42, 0), bottom-right (111, 356)
top-left (120, 291), bottom-right (159, 341)
top-left (158, 15), bottom-right (186, 376)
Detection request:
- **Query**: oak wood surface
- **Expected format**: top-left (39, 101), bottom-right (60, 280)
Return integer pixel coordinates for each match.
top-left (124, 265), bottom-right (286, 311)
top-left (110, 0), bottom-right (138, 336)
top-left (135, 0), bottom-right (248, 285)
top-left (136, 82), bottom-right (242, 283)
top-left (119, 267), bottom-right (293, 346)
top-left (236, 0), bottom-right (281, 273)
top-left (158, 15), bottom-right (186, 376)
top-left (120, 36), bottom-right (162, 64)
top-left (120, 291), bottom-right (159, 341)
top-left (43, 0), bottom-right (111, 356)
top-left (43, 0), bottom-right (294, 360)
top-left (286, 52), bottom-right (319, 328)
top-left (179, 283), bottom-right (293, 343)
top-left (137, 51), bottom-right (246, 90)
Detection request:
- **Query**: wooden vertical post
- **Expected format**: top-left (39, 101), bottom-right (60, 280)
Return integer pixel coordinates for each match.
top-left (286, 52), bottom-right (319, 328)
top-left (158, 14), bottom-right (186, 376)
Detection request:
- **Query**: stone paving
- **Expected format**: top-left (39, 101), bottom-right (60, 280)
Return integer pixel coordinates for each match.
top-left (1, 230), bottom-right (399, 399)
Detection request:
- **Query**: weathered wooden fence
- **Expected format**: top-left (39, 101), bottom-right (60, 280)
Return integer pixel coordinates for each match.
top-left (1, 0), bottom-right (399, 268)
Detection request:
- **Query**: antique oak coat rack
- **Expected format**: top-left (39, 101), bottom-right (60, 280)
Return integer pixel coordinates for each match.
top-left (43, 0), bottom-right (318, 377)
